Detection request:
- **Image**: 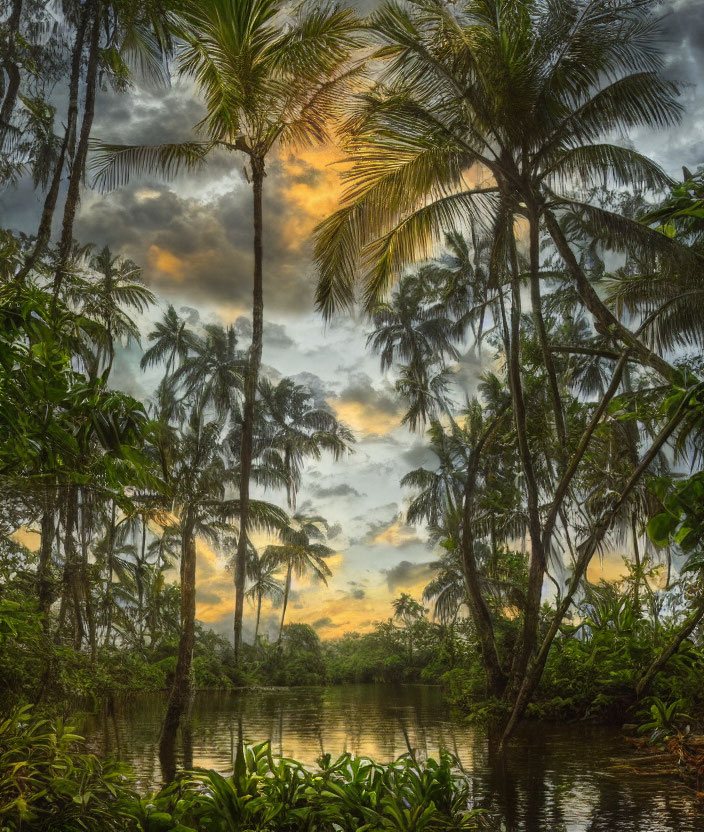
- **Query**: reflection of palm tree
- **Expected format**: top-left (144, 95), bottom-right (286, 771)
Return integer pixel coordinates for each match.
top-left (245, 550), bottom-right (283, 646)
top-left (263, 515), bottom-right (333, 644)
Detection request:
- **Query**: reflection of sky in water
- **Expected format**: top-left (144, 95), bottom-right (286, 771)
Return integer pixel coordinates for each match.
top-left (77, 684), bottom-right (704, 832)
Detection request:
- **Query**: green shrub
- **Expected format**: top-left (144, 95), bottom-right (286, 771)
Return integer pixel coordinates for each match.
top-left (123, 742), bottom-right (496, 831)
top-left (0, 705), bottom-right (135, 831)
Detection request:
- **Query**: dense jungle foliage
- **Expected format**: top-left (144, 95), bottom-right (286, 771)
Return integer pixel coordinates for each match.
top-left (1, 0), bottom-right (704, 827)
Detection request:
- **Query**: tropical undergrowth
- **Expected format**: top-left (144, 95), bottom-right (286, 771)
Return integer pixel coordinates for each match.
top-left (0, 707), bottom-right (496, 832)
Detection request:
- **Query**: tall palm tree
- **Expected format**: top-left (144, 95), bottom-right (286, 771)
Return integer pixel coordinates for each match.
top-left (245, 550), bottom-right (283, 646)
top-left (140, 305), bottom-right (199, 377)
top-left (93, 0), bottom-right (360, 658)
top-left (314, 0), bottom-right (698, 740)
top-left (257, 377), bottom-right (353, 509)
top-left (155, 399), bottom-right (287, 780)
top-left (262, 514), bottom-right (333, 644)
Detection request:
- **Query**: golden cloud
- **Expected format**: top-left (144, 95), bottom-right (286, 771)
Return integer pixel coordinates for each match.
top-left (277, 144), bottom-right (347, 250)
top-left (372, 518), bottom-right (420, 548)
top-left (326, 398), bottom-right (402, 437)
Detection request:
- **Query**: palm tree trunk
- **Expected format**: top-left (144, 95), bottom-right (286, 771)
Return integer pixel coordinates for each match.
top-left (254, 593), bottom-right (262, 645)
top-left (37, 493), bottom-right (55, 625)
top-left (504, 226), bottom-right (545, 696)
top-left (528, 206), bottom-right (566, 454)
top-left (460, 411), bottom-right (508, 697)
top-left (636, 597), bottom-right (704, 698)
top-left (79, 489), bottom-right (97, 661)
top-left (499, 402), bottom-right (689, 749)
top-left (104, 501), bottom-right (116, 648)
top-left (543, 210), bottom-right (677, 383)
top-left (0, 0), bottom-right (24, 147)
top-left (159, 521), bottom-right (197, 782)
top-left (234, 155), bottom-right (265, 660)
top-left (54, 0), bottom-right (100, 298)
top-left (138, 517), bottom-right (147, 647)
top-left (278, 563), bottom-right (292, 645)
top-left (17, 4), bottom-right (88, 281)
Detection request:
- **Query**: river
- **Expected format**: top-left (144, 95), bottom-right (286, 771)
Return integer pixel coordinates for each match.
top-left (77, 684), bottom-right (704, 831)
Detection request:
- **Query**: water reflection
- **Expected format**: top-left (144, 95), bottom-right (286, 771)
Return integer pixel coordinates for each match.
top-left (77, 685), bottom-right (704, 832)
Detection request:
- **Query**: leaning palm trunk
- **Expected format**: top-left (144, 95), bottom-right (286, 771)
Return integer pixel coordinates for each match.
top-left (234, 158), bottom-right (265, 661)
top-left (160, 523), bottom-right (197, 782)
top-left (636, 596), bottom-right (704, 698)
top-left (498, 400), bottom-right (690, 749)
top-left (54, 0), bottom-right (100, 298)
top-left (278, 562), bottom-right (292, 645)
top-left (253, 593), bottom-right (263, 646)
top-left (17, 3), bottom-right (88, 282)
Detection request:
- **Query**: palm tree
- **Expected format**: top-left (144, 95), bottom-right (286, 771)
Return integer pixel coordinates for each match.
top-left (73, 246), bottom-right (155, 379)
top-left (92, 0), bottom-right (360, 659)
top-left (140, 305), bottom-right (199, 377)
top-left (176, 323), bottom-right (245, 418)
top-left (314, 0), bottom-right (698, 739)
top-left (155, 400), bottom-right (287, 780)
top-left (257, 377), bottom-right (353, 509)
top-left (262, 514), bottom-right (333, 644)
top-left (245, 550), bottom-right (284, 646)
top-left (391, 592), bottom-right (425, 661)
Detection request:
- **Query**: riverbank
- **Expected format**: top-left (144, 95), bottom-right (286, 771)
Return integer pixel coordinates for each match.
top-left (69, 685), bottom-right (704, 831)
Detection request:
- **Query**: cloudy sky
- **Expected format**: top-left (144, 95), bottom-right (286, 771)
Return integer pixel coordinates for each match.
top-left (3, 0), bottom-right (703, 642)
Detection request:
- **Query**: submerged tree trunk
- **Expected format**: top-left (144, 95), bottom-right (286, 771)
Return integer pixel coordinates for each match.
top-left (234, 156), bottom-right (265, 660)
top-left (159, 524), bottom-right (196, 782)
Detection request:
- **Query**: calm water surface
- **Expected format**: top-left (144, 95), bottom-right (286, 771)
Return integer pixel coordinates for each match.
top-left (78, 684), bottom-right (704, 832)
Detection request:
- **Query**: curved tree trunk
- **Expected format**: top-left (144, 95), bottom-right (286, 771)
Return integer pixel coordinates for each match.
top-left (636, 597), bottom-right (704, 698)
top-left (234, 155), bottom-right (265, 660)
top-left (159, 523), bottom-right (196, 782)
top-left (505, 226), bottom-right (545, 696)
top-left (544, 210), bottom-right (677, 383)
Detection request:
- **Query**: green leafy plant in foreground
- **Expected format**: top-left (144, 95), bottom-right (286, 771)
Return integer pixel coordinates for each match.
top-left (133, 741), bottom-right (494, 831)
top-left (0, 706), bottom-right (496, 831)
top-left (0, 705), bottom-right (133, 832)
